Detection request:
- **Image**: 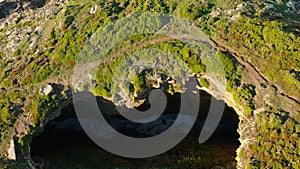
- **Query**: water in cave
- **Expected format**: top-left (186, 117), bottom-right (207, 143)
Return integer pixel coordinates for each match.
top-left (30, 91), bottom-right (239, 169)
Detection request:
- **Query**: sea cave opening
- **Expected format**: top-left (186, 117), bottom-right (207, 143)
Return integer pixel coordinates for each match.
top-left (30, 90), bottom-right (240, 168)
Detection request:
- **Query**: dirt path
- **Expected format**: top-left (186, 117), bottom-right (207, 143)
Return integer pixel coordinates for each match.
top-left (210, 37), bottom-right (300, 105)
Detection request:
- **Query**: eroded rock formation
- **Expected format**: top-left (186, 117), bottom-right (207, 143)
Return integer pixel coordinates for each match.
top-left (0, 0), bottom-right (299, 169)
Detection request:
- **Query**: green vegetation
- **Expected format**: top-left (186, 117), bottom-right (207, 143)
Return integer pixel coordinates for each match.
top-left (0, 90), bottom-right (25, 147)
top-left (153, 41), bottom-right (207, 74)
top-left (199, 77), bottom-right (209, 88)
top-left (251, 112), bottom-right (300, 168)
top-left (0, 108), bottom-right (11, 125)
top-left (233, 84), bottom-right (256, 116)
top-left (218, 52), bottom-right (238, 80)
top-left (90, 39), bottom-right (211, 100)
top-left (213, 51), bottom-right (255, 116)
top-left (0, 0), bottom-right (299, 168)
top-left (91, 58), bottom-right (122, 98)
top-left (214, 16), bottom-right (300, 98)
top-left (33, 66), bottom-right (52, 83)
top-left (174, 0), bottom-right (213, 21)
top-left (0, 159), bottom-right (29, 169)
top-left (29, 90), bottom-right (63, 126)
top-left (132, 74), bottom-right (147, 94)
top-left (50, 28), bottom-right (56, 39)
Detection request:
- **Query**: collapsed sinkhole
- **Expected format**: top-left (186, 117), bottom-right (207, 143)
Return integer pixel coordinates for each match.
top-left (30, 90), bottom-right (240, 167)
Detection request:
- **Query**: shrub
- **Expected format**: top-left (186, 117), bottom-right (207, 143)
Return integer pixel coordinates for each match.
top-left (175, 1), bottom-right (212, 21)
top-left (0, 107), bottom-right (11, 124)
top-left (33, 66), bottom-right (52, 83)
top-left (132, 74), bottom-right (146, 93)
top-left (252, 112), bottom-right (299, 168)
top-left (199, 78), bottom-right (209, 88)
top-left (50, 28), bottom-right (56, 39)
top-left (215, 16), bottom-right (300, 98)
top-left (64, 16), bottom-right (75, 27)
top-left (233, 84), bottom-right (256, 116)
top-left (218, 52), bottom-right (237, 78)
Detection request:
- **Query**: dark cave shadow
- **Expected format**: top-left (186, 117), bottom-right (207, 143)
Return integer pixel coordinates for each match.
top-left (0, 0), bottom-right (47, 19)
top-left (0, 2), bottom-right (19, 19)
top-left (30, 90), bottom-right (240, 167)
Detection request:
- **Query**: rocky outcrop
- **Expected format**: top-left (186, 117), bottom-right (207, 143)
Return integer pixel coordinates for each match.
top-left (39, 84), bottom-right (53, 96)
top-left (0, 1), bottom-right (299, 169)
top-left (7, 139), bottom-right (15, 160)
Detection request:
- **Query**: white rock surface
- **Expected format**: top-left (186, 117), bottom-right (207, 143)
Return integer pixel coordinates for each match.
top-left (286, 0), bottom-right (295, 10)
top-left (40, 84), bottom-right (53, 96)
top-left (7, 139), bottom-right (16, 160)
top-left (89, 5), bottom-right (97, 14)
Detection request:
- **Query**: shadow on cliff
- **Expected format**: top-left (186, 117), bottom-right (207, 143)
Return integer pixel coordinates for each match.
top-left (30, 90), bottom-right (240, 168)
top-left (0, 0), bottom-right (47, 19)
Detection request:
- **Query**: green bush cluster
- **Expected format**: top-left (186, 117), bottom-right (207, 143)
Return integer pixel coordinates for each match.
top-left (100, 0), bottom-right (126, 15)
top-left (29, 91), bottom-right (63, 126)
top-left (233, 84), bottom-right (256, 116)
top-left (33, 66), bottom-right (52, 83)
top-left (218, 52), bottom-right (238, 79)
top-left (215, 51), bottom-right (241, 92)
top-left (175, 0), bottom-right (213, 21)
top-left (92, 58), bottom-right (122, 98)
top-left (0, 159), bottom-right (29, 169)
top-left (0, 108), bottom-right (11, 125)
top-left (215, 16), bottom-right (300, 98)
top-left (50, 28), bottom-right (56, 39)
top-left (154, 41), bottom-right (207, 74)
top-left (125, 0), bottom-right (169, 13)
top-left (249, 112), bottom-right (300, 169)
top-left (213, 52), bottom-right (255, 116)
top-left (199, 77), bottom-right (209, 88)
top-left (90, 33), bottom-right (211, 98)
top-left (132, 74), bottom-right (147, 94)
top-left (0, 90), bottom-right (25, 149)
top-left (54, 29), bottom-right (86, 66)
top-left (49, 0), bottom-right (125, 68)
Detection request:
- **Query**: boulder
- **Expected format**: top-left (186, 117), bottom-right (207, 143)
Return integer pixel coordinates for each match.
top-left (89, 5), bottom-right (97, 14)
top-left (39, 84), bottom-right (53, 96)
top-left (7, 139), bottom-right (16, 160)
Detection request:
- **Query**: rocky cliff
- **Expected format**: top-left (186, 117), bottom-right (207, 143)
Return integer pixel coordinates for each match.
top-left (0, 0), bottom-right (299, 168)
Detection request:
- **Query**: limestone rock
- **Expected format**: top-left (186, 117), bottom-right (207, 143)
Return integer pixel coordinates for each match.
top-left (7, 139), bottom-right (16, 160)
top-left (39, 84), bottom-right (53, 96)
top-left (286, 0), bottom-right (295, 10)
top-left (89, 5), bottom-right (97, 14)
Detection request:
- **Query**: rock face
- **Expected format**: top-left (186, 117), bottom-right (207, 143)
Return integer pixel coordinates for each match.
top-left (7, 139), bottom-right (16, 160)
top-left (0, 0), bottom-right (299, 169)
top-left (39, 84), bottom-right (53, 96)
